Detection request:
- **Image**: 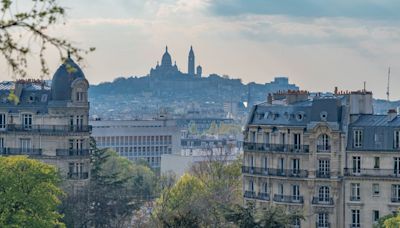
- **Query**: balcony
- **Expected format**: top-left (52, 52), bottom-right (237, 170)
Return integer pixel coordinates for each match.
top-left (56, 149), bottom-right (90, 156)
top-left (344, 168), bottom-right (400, 178)
top-left (0, 148), bottom-right (42, 156)
top-left (316, 171), bottom-right (331, 178)
top-left (312, 197), bottom-right (334, 205)
top-left (242, 166), bottom-right (308, 178)
top-left (273, 194), bottom-right (304, 204)
top-left (258, 192), bottom-right (270, 201)
top-left (391, 197), bottom-right (400, 203)
top-left (349, 225), bottom-right (361, 228)
top-left (243, 191), bottom-right (270, 201)
top-left (67, 172), bottom-right (89, 180)
top-left (317, 145), bottom-right (331, 152)
top-left (243, 142), bottom-right (309, 153)
top-left (316, 222), bottom-right (330, 228)
top-left (349, 196), bottom-right (361, 201)
top-left (2, 124), bottom-right (92, 134)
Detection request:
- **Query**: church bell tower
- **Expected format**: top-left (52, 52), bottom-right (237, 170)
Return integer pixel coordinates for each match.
top-left (188, 46), bottom-right (195, 76)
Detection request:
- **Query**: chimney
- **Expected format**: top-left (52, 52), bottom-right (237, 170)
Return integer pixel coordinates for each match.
top-left (267, 93), bottom-right (273, 104)
top-left (388, 109), bottom-right (397, 122)
top-left (334, 87), bottom-right (338, 95)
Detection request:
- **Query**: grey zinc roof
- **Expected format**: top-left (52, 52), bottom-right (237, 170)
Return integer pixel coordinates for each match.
top-left (248, 97), bottom-right (342, 127)
top-left (350, 115), bottom-right (400, 127)
top-left (51, 58), bottom-right (85, 101)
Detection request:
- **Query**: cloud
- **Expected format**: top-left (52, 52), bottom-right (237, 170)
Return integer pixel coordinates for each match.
top-left (209, 0), bottom-right (400, 20)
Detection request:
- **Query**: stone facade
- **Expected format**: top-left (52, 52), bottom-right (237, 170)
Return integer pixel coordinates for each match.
top-left (243, 90), bottom-right (400, 228)
top-left (0, 57), bottom-right (91, 189)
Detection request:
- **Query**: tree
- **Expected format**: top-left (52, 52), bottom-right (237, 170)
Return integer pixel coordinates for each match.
top-left (153, 174), bottom-right (209, 228)
top-left (207, 121), bottom-right (219, 135)
top-left (0, 156), bottom-right (65, 227)
top-left (60, 139), bottom-right (157, 228)
top-left (224, 202), bottom-right (304, 228)
top-left (188, 120), bottom-right (198, 135)
top-left (0, 0), bottom-right (94, 79)
top-left (377, 210), bottom-right (400, 228)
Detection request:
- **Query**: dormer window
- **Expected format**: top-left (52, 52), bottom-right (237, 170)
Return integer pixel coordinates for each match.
top-left (353, 130), bottom-right (363, 148)
top-left (76, 91), bottom-right (86, 102)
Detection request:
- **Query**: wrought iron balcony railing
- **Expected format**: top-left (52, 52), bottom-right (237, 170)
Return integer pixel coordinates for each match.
top-left (312, 197), bottom-right (334, 205)
top-left (349, 196), bottom-right (361, 201)
top-left (242, 166), bottom-right (308, 178)
top-left (243, 142), bottom-right (309, 153)
top-left (0, 148), bottom-right (42, 155)
top-left (67, 172), bottom-right (89, 180)
top-left (316, 170), bottom-right (331, 178)
top-left (317, 145), bottom-right (331, 152)
top-left (344, 168), bottom-right (400, 178)
top-left (391, 197), bottom-right (400, 203)
top-left (56, 149), bottom-right (90, 156)
top-left (243, 191), bottom-right (270, 201)
top-left (2, 124), bottom-right (92, 133)
top-left (273, 194), bottom-right (304, 204)
top-left (316, 222), bottom-right (330, 228)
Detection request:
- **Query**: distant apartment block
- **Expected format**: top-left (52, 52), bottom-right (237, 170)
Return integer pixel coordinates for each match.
top-left (0, 57), bottom-right (91, 187)
top-left (243, 89), bottom-right (400, 228)
top-left (90, 118), bottom-right (181, 169)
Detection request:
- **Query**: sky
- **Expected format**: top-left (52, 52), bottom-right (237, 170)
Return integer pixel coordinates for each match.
top-left (3, 0), bottom-right (400, 99)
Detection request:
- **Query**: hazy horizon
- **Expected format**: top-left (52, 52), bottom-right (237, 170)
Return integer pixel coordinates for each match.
top-left (1, 0), bottom-right (399, 99)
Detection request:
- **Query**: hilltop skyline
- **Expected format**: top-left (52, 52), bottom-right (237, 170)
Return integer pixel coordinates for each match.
top-left (0, 0), bottom-right (399, 99)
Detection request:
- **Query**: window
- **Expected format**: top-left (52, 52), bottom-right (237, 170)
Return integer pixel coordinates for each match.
top-left (263, 132), bottom-right (270, 144)
top-left (68, 162), bottom-right (84, 179)
top-left (20, 138), bottom-right (31, 153)
top-left (293, 217), bottom-right (301, 228)
top-left (292, 185), bottom-right (300, 201)
top-left (319, 186), bottom-right (330, 202)
top-left (0, 137), bottom-right (4, 149)
top-left (318, 159), bottom-right (330, 178)
top-left (317, 213), bottom-right (329, 228)
top-left (76, 92), bottom-right (86, 102)
top-left (262, 182), bottom-right (268, 193)
top-left (250, 131), bottom-right (256, 143)
top-left (394, 158), bottom-right (400, 175)
top-left (278, 184), bottom-right (284, 195)
top-left (372, 183), bottom-right (380, 196)
top-left (351, 183), bottom-right (360, 201)
top-left (352, 156), bottom-right (361, 174)
top-left (317, 134), bottom-right (330, 151)
top-left (249, 155), bottom-right (254, 168)
top-left (263, 157), bottom-right (268, 172)
top-left (395, 130), bottom-right (400, 149)
top-left (354, 130), bottom-right (363, 148)
top-left (249, 180), bottom-right (254, 192)
top-left (351, 209), bottom-right (360, 227)
top-left (292, 159), bottom-right (300, 175)
top-left (391, 184), bottom-right (400, 202)
top-left (279, 158), bottom-right (285, 174)
top-left (374, 157), bottom-right (380, 169)
top-left (373, 210), bottom-right (380, 223)
top-left (293, 133), bottom-right (301, 149)
top-left (22, 114), bottom-right (32, 129)
top-left (0, 113), bottom-right (6, 129)
top-left (280, 133), bottom-right (286, 145)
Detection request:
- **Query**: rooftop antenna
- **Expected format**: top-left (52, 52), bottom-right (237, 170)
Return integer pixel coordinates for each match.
top-left (387, 67), bottom-right (391, 101)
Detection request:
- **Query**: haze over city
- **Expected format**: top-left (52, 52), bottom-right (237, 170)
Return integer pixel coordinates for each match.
top-left (0, 0), bottom-right (399, 99)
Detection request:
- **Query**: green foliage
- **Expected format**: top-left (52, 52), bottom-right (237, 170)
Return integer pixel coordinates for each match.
top-left (224, 202), bottom-right (303, 228)
top-left (207, 121), bottom-right (218, 135)
top-left (218, 123), bottom-right (242, 136)
top-left (188, 120), bottom-right (198, 135)
top-left (61, 138), bottom-right (157, 227)
top-left (7, 89), bottom-right (19, 105)
top-left (0, 156), bottom-right (65, 227)
top-left (0, 0), bottom-right (95, 79)
top-left (153, 174), bottom-right (208, 227)
top-left (381, 210), bottom-right (400, 228)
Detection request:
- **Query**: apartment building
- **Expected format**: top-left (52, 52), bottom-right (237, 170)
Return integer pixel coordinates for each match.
top-left (90, 117), bottom-right (181, 169)
top-left (0, 57), bottom-right (91, 188)
top-left (242, 90), bottom-right (399, 228)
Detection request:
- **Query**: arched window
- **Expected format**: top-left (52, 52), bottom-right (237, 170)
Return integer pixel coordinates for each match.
top-left (318, 186), bottom-right (330, 202)
top-left (318, 134), bottom-right (330, 152)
